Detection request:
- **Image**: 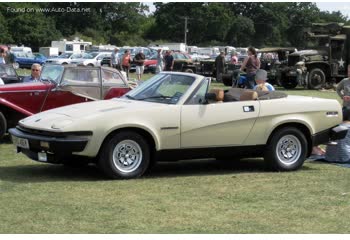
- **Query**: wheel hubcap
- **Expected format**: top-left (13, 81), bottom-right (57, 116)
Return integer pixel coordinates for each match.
top-left (112, 140), bottom-right (142, 173)
top-left (276, 135), bottom-right (301, 165)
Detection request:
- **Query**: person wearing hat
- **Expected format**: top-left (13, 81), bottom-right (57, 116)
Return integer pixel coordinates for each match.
top-left (253, 69), bottom-right (275, 91)
top-left (110, 47), bottom-right (121, 70)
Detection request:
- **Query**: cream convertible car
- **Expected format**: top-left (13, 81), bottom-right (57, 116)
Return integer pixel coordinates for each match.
top-left (9, 72), bottom-right (347, 179)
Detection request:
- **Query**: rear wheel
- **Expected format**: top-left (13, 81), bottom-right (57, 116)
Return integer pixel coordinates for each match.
top-left (98, 131), bottom-right (151, 179)
top-left (264, 127), bottom-right (307, 171)
top-left (184, 68), bottom-right (194, 73)
top-left (308, 68), bottom-right (325, 90)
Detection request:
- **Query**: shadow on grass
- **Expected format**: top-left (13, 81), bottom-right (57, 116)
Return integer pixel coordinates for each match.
top-left (0, 157), bottom-right (314, 183)
top-left (147, 158), bottom-right (314, 179)
top-left (0, 135), bottom-right (12, 144)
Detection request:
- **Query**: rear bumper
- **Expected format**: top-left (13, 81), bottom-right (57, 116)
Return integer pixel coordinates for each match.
top-left (8, 127), bottom-right (91, 164)
top-left (312, 125), bottom-right (348, 146)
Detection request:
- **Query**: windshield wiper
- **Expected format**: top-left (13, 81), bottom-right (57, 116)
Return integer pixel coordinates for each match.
top-left (137, 95), bottom-right (172, 101)
top-left (125, 94), bottom-right (136, 100)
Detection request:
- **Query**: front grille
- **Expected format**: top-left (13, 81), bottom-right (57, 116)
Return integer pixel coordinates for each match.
top-left (17, 126), bottom-right (92, 138)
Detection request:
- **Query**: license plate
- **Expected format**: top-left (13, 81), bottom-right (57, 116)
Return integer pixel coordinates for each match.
top-left (12, 136), bottom-right (29, 149)
top-left (38, 152), bottom-right (47, 162)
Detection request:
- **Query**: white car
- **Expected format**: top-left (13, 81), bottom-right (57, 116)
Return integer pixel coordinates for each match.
top-left (46, 53), bottom-right (91, 65)
top-left (70, 52), bottom-right (112, 67)
top-left (9, 72), bottom-right (347, 179)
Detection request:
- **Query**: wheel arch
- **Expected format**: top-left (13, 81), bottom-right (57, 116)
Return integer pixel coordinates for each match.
top-left (266, 122), bottom-right (313, 156)
top-left (98, 126), bottom-right (157, 161)
top-left (0, 102), bottom-right (30, 129)
top-left (305, 62), bottom-right (331, 77)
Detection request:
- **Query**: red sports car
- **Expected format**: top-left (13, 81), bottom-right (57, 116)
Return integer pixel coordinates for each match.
top-left (0, 64), bottom-right (132, 139)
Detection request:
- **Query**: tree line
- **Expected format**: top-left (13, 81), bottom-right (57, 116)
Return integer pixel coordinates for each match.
top-left (0, 2), bottom-right (348, 51)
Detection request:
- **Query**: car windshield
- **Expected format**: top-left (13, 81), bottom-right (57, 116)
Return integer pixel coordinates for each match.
top-left (40, 65), bottom-right (64, 83)
top-left (123, 73), bottom-right (196, 104)
top-left (0, 65), bottom-right (16, 77)
top-left (57, 53), bottom-right (72, 59)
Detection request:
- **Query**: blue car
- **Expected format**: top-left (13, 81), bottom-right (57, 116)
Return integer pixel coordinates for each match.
top-left (12, 52), bottom-right (47, 69)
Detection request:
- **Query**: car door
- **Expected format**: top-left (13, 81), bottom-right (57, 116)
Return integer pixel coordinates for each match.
top-left (40, 67), bottom-right (101, 111)
top-left (180, 80), bottom-right (260, 148)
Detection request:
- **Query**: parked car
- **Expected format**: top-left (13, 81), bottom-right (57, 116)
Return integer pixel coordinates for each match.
top-left (46, 53), bottom-right (91, 65)
top-left (0, 64), bottom-right (23, 84)
top-left (70, 52), bottom-right (112, 67)
top-left (9, 72), bottom-right (347, 179)
top-left (12, 52), bottom-right (47, 69)
top-left (0, 64), bottom-right (133, 139)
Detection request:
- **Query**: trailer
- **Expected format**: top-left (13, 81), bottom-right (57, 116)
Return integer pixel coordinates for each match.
top-left (39, 47), bottom-right (59, 57)
top-left (51, 39), bottom-right (92, 54)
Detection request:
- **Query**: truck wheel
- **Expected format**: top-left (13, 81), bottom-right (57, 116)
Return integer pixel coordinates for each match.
top-left (264, 127), bottom-right (307, 171)
top-left (308, 68), bottom-right (325, 90)
top-left (0, 112), bottom-right (7, 139)
top-left (281, 78), bottom-right (298, 89)
top-left (98, 131), bottom-right (151, 179)
top-left (184, 69), bottom-right (193, 73)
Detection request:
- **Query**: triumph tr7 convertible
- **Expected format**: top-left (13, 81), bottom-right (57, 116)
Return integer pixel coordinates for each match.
top-left (9, 72), bottom-right (347, 179)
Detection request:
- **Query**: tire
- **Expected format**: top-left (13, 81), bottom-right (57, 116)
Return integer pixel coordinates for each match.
top-left (264, 127), bottom-right (307, 171)
top-left (87, 63), bottom-right (94, 67)
top-left (184, 68), bottom-right (194, 73)
top-left (98, 131), bottom-right (151, 179)
top-left (281, 77), bottom-right (298, 89)
top-left (0, 112), bottom-right (7, 139)
top-left (308, 68), bottom-right (325, 90)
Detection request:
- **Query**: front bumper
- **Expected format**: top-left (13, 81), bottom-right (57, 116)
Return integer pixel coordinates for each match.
top-left (312, 125), bottom-right (348, 146)
top-left (8, 127), bottom-right (91, 164)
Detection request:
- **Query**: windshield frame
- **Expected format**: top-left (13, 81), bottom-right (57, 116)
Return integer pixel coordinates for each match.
top-left (123, 73), bottom-right (197, 105)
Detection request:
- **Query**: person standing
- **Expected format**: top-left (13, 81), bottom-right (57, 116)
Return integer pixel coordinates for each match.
top-left (5, 46), bottom-right (14, 65)
top-left (215, 51), bottom-right (225, 82)
top-left (121, 50), bottom-right (131, 79)
top-left (164, 51), bottom-right (174, 71)
top-left (0, 48), bottom-right (6, 64)
top-left (336, 64), bottom-right (350, 111)
top-left (110, 48), bottom-right (121, 70)
top-left (134, 49), bottom-right (145, 81)
top-left (231, 51), bottom-right (238, 65)
top-left (156, 49), bottom-right (164, 73)
top-left (240, 46), bottom-right (261, 89)
top-left (23, 64), bottom-right (41, 82)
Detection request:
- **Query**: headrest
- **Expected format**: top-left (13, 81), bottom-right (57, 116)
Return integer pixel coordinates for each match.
top-left (240, 90), bottom-right (258, 101)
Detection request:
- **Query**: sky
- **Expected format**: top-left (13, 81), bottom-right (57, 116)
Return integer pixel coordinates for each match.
top-left (144, 2), bottom-right (350, 18)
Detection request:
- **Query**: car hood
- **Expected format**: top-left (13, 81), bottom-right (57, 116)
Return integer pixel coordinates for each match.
top-left (19, 98), bottom-right (164, 130)
top-left (289, 49), bottom-right (327, 57)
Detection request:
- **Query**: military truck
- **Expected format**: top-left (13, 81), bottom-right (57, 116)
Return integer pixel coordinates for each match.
top-left (280, 22), bottom-right (350, 89)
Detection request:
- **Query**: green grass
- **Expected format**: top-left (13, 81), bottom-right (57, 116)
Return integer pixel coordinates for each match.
top-left (1, 139), bottom-right (349, 233)
top-left (1, 69), bottom-right (349, 233)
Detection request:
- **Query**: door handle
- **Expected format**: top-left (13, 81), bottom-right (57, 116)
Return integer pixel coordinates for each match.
top-left (243, 106), bottom-right (255, 112)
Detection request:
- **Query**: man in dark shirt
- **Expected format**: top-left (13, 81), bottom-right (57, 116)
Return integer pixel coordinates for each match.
top-left (164, 51), bottom-right (174, 71)
top-left (134, 50), bottom-right (145, 80)
top-left (215, 51), bottom-right (225, 82)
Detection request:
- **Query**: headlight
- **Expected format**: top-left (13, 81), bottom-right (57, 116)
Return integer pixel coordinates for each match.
top-left (51, 119), bottom-right (73, 129)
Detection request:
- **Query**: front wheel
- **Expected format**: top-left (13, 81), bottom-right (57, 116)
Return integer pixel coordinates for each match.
top-left (308, 68), bottom-right (325, 90)
top-left (264, 127), bottom-right (307, 171)
top-left (98, 131), bottom-right (151, 179)
top-left (0, 112), bottom-right (7, 139)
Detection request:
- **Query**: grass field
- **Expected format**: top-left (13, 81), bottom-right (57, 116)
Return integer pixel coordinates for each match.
top-left (0, 69), bottom-right (349, 233)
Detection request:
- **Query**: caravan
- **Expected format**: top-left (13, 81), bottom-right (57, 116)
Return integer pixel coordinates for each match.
top-left (51, 39), bottom-right (92, 54)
